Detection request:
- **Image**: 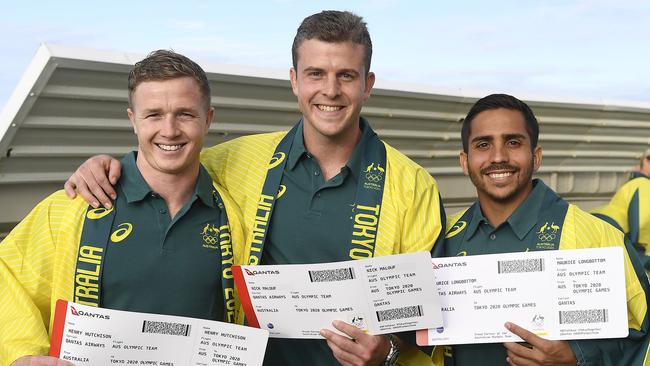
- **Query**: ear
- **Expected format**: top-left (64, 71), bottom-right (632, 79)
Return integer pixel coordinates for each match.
top-left (289, 67), bottom-right (299, 97)
top-left (460, 151), bottom-right (469, 176)
top-left (532, 145), bottom-right (542, 173)
top-left (362, 71), bottom-right (375, 101)
top-left (204, 107), bottom-right (215, 133)
top-left (127, 108), bottom-right (137, 134)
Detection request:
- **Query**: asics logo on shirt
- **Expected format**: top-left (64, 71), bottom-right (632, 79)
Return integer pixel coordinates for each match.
top-left (277, 184), bottom-right (287, 199)
top-left (86, 207), bottom-right (114, 220)
top-left (446, 221), bottom-right (467, 238)
top-left (110, 223), bottom-right (133, 243)
top-left (268, 152), bottom-right (286, 169)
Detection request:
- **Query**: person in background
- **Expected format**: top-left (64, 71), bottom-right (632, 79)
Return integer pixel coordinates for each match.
top-left (593, 147), bottom-right (650, 270)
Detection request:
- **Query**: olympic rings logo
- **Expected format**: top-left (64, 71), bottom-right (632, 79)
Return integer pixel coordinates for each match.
top-left (203, 235), bottom-right (218, 245)
top-left (365, 173), bottom-right (383, 182)
top-left (537, 233), bottom-right (556, 241)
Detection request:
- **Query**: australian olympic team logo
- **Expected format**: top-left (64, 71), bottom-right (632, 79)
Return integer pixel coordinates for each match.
top-left (350, 315), bottom-right (367, 331)
top-left (363, 163), bottom-right (384, 191)
top-left (351, 316), bottom-right (365, 327)
top-left (537, 221), bottom-right (560, 242)
top-left (268, 152), bottom-right (286, 170)
top-left (201, 223), bottom-right (220, 249)
top-left (364, 163), bottom-right (385, 182)
top-left (532, 314), bottom-right (545, 327)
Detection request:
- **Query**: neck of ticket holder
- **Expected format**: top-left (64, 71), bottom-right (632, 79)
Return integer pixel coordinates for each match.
top-left (74, 187), bottom-right (237, 322)
top-left (247, 118), bottom-right (387, 266)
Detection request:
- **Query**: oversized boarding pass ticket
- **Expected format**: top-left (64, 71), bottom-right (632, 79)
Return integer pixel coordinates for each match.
top-left (233, 252), bottom-right (442, 338)
top-left (50, 300), bottom-right (269, 366)
top-left (417, 247), bottom-right (629, 345)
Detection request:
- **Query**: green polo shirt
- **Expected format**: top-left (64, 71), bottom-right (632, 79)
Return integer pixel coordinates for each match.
top-left (262, 122), bottom-right (373, 365)
top-left (101, 152), bottom-right (224, 321)
top-left (443, 180), bottom-right (569, 365)
top-left (262, 121), bottom-right (373, 265)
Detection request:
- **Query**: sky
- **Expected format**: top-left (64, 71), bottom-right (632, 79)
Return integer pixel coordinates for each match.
top-left (1, 0), bottom-right (649, 110)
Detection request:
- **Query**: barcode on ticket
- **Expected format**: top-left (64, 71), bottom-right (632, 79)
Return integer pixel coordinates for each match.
top-left (559, 309), bottom-right (609, 324)
top-left (308, 267), bottom-right (356, 282)
top-left (376, 305), bottom-right (423, 322)
top-left (497, 258), bottom-right (545, 274)
top-left (142, 320), bottom-right (191, 336)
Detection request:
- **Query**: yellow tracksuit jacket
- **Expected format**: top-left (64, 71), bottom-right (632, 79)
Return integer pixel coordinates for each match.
top-left (0, 187), bottom-right (245, 365)
top-left (200, 131), bottom-right (445, 365)
top-left (593, 174), bottom-right (650, 269)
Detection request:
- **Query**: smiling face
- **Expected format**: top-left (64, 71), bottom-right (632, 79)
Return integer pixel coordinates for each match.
top-left (127, 77), bottom-right (213, 179)
top-left (290, 39), bottom-right (375, 146)
top-left (460, 108), bottom-right (541, 208)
